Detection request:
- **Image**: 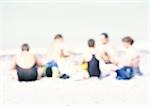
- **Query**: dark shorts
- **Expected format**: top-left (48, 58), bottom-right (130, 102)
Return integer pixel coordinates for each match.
top-left (16, 65), bottom-right (38, 81)
top-left (45, 60), bottom-right (58, 77)
top-left (116, 66), bottom-right (134, 80)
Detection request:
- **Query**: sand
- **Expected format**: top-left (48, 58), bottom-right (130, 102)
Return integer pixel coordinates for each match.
top-left (2, 71), bottom-right (150, 105)
top-left (0, 54), bottom-right (150, 106)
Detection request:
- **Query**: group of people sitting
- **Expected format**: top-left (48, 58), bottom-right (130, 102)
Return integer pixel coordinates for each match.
top-left (10, 33), bottom-right (143, 82)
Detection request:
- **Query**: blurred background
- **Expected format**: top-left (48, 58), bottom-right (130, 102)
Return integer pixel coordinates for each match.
top-left (0, 0), bottom-right (148, 52)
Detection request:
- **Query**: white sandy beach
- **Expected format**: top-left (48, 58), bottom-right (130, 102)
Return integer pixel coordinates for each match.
top-left (0, 52), bottom-right (149, 106)
top-left (3, 76), bottom-right (149, 105)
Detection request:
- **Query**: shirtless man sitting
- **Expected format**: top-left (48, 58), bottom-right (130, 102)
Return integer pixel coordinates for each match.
top-left (116, 36), bottom-right (143, 79)
top-left (45, 34), bottom-right (71, 78)
top-left (10, 43), bottom-right (43, 81)
top-left (98, 33), bottom-right (118, 77)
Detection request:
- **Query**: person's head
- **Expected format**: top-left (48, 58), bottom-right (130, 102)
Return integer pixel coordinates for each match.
top-left (54, 34), bottom-right (64, 43)
top-left (88, 38), bottom-right (95, 48)
top-left (122, 36), bottom-right (134, 48)
top-left (99, 32), bottom-right (109, 44)
top-left (21, 43), bottom-right (30, 52)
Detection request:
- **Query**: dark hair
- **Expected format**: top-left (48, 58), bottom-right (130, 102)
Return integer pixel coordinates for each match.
top-left (54, 34), bottom-right (63, 40)
top-left (100, 32), bottom-right (109, 38)
top-left (21, 43), bottom-right (30, 51)
top-left (122, 36), bottom-right (134, 45)
top-left (88, 39), bottom-right (95, 47)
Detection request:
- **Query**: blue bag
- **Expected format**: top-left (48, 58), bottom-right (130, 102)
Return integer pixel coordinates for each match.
top-left (116, 66), bottom-right (134, 80)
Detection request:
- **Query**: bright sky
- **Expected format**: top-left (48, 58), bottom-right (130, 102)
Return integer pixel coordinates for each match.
top-left (0, 0), bottom-right (149, 49)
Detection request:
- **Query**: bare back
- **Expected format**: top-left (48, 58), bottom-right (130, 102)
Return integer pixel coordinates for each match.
top-left (15, 52), bottom-right (36, 69)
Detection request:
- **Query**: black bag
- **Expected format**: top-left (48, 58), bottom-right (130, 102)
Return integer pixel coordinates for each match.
top-left (45, 67), bottom-right (52, 77)
top-left (60, 74), bottom-right (70, 79)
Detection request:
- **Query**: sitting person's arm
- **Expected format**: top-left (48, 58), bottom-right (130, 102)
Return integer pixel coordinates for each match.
top-left (60, 49), bottom-right (70, 58)
top-left (60, 46), bottom-right (76, 58)
top-left (131, 52), bottom-right (140, 68)
top-left (35, 55), bottom-right (44, 67)
top-left (45, 46), bottom-right (52, 60)
top-left (118, 49), bottom-right (139, 68)
top-left (10, 56), bottom-right (17, 70)
top-left (100, 52), bottom-right (110, 64)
